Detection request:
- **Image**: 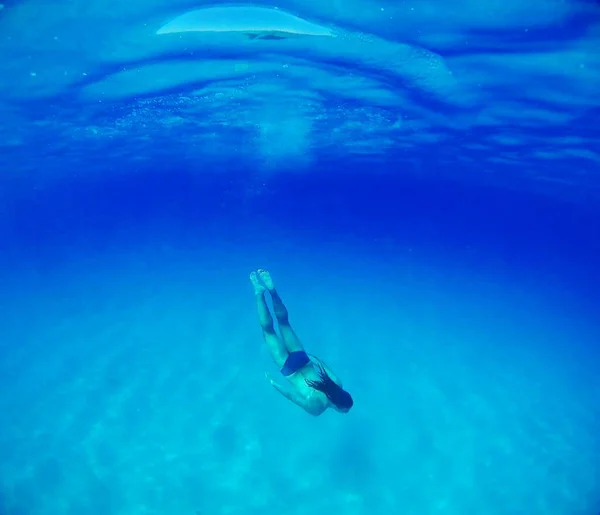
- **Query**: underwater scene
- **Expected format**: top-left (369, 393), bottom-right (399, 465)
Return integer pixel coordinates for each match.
top-left (0, 0), bottom-right (599, 514)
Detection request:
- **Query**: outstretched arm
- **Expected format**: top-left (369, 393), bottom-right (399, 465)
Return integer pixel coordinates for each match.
top-left (266, 374), bottom-right (325, 416)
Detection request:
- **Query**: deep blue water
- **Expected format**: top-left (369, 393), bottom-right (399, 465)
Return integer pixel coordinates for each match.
top-left (1, 1), bottom-right (600, 514)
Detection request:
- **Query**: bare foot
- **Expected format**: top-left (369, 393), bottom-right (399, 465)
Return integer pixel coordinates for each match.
top-left (257, 269), bottom-right (275, 291)
top-left (249, 271), bottom-right (265, 295)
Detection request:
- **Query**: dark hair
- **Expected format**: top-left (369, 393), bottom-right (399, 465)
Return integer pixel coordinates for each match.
top-left (305, 364), bottom-right (354, 411)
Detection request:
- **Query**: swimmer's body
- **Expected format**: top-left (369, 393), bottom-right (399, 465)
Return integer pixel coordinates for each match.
top-left (250, 269), bottom-right (353, 416)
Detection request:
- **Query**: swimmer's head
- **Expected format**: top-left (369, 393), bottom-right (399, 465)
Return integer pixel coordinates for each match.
top-left (330, 388), bottom-right (354, 413)
top-left (305, 364), bottom-right (354, 413)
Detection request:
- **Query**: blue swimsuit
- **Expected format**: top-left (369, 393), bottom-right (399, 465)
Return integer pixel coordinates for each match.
top-left (280, 351), bottom-right (311, 376)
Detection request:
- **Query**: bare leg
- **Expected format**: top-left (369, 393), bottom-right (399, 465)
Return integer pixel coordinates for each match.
top-left (250, 271), bottom-right (287, 368)
top-left (258, 269), bottom-right (304, 353)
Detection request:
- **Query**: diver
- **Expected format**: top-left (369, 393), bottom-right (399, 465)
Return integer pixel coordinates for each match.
top-left (249, 269), bottom-right (354, 416)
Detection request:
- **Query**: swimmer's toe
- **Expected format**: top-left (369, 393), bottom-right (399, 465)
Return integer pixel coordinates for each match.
top-left (257, 269), bottom-right (275, 291)
top-left (250, 271), bottom-right (265, 294)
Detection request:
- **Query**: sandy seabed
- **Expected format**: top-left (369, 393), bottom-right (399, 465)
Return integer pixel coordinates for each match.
top-left (0, 266), bottom-right (597, 515)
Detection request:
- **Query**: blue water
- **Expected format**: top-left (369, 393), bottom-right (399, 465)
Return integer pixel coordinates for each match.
top-left (1, 1), bottom-right (600, 514)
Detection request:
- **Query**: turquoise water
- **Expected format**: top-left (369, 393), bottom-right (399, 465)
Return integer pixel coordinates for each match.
top-left (1, 1), bottom-right (599, 514)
